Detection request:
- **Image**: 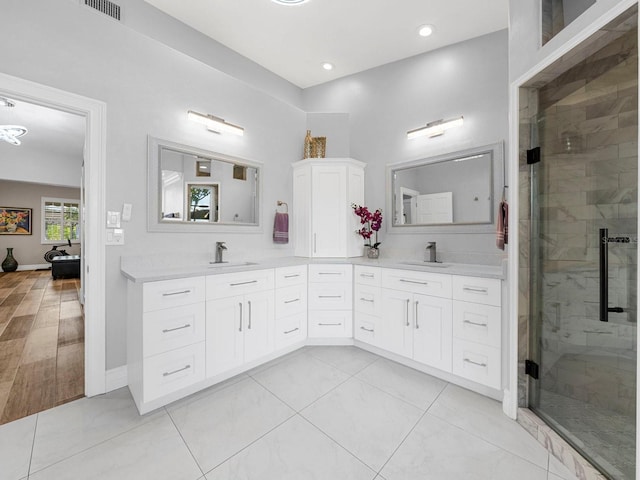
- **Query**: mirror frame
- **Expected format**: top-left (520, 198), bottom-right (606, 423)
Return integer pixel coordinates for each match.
top-left (386, 141), bottom-right (504, 234)
top-left (147, 136), bottom-right (263, 233)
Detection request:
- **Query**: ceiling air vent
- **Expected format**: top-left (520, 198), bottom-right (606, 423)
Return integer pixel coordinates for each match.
top-left (84, 0), bottom-right (121, 21)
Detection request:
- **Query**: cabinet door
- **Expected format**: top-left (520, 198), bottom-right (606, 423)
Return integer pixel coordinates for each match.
top-left (413, 293), bottom-right (452, 372)
top-left (381, 289), bottom-right (413, 358)
top-left (243, 291), bottom-right (275, 364)
top-left (206, 296), bottom-right (244, 377)
top-left (312, 166), bottom-right (347, 257)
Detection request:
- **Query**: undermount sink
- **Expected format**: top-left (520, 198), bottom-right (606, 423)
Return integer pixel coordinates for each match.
top-left (398, 261), bottom-right (451, 268)
top-left (208, 261), bottom-right (258, 268)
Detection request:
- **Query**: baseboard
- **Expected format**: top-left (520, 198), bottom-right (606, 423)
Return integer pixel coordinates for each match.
top-left (16, 264), bottom-right (50, 271)
top-left (106, 365), bottom-right (128, 392)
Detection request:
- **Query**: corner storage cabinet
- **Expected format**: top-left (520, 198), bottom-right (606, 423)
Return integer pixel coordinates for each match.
top-left (292, 158), bottom-right (365, 258)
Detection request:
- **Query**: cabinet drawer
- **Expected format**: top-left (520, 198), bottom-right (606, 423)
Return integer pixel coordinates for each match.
top-left (354, 266), bottom-right (381, 287)
top-left (453, 301), bottom-right (501, 348)
top-left (308, 310), bottom-right (352, 338)
top-left (143, 342), bottom-right (206, 401)
top-left (275, 312), bottom-right (307, 350)
top-left (275, 265), bottom-right (307, 288)
top-left (275, 284), bottom-right (307, 317)
top-left (308, 283), bottom-right (353, 310)
top-left (143, 276), bottom-right (205, 312)
top-left (354, 312), bottom-right (379, 346)
top-left (452, 276), bottom-right (501, 306)
top-left (309, 264), bottom-right (352, 283)
top-left (382, 268), bottom-right (452, 298)
top-left (452, 339), bottom-right (501, 389)
top-left (143, 303), bottom-right (205, 357)
top-left (354, 284), bottom-right (382, 315)
top-left (206, 269), bottom-right (274, 300)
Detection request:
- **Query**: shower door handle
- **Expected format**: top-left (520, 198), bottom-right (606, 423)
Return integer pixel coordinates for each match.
top-left (599, 228), bottom-right (625, 322)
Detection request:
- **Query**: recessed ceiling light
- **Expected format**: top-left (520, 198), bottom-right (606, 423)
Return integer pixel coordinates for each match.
top-left (418, 24), bottom-right (435, 37)
top-left (271, 0), bottom-right (310, 5)
top-left (322, 62), bottom-right (334, 71)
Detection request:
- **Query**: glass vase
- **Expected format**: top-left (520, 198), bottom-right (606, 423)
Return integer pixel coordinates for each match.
top-left (366, 247), bottom-right (380, 259)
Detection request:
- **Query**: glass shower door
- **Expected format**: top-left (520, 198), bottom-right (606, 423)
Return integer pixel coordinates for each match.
top-left (529, 22), bottom-right (638, 480)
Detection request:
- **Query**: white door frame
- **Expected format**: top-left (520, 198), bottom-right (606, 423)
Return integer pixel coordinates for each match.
top-left (0, 72), bottom-right (107, 397)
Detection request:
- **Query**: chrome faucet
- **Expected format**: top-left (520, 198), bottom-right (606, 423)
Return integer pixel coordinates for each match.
top-left (425, 242), bottom-right (437, 263)
top-left (214, 242), bottom-right (227, 263)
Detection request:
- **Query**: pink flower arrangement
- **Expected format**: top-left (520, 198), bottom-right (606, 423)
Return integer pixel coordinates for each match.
top-left (352, 204), bottom-right (382, 249)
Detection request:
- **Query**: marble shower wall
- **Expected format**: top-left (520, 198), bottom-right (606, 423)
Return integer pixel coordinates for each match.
top-left (518, 27), bottom-right (638, 412)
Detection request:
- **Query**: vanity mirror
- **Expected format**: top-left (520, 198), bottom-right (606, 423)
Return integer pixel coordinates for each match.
top-left (148, 137), bottom-right (262, 232)
top-left (387, 142), bottom-right (503, 234)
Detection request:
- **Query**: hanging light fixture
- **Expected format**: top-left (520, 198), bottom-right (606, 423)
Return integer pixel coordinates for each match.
top-left (187, 110), bottom-right (244, 136)
top-left (407, 116), bottom-right (464, 139)
top-left (0, 126), bottom-right (28, 146)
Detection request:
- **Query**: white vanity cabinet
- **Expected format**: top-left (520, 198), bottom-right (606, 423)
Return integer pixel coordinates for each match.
top-left (206, 270), bottom-right (275, 377)
top-left (451, 275), bottom-right (502, 389)
top-left (274, 265), bottom-right (308, 349)
top-left (308, 264), bottom-right (353, 338)
top-left (353, 266), bottom-right (383, 347)
top-left (292, 158), bottom-right (365, 258)
top-left (380, 269), bottom-right (453, 372)
top-left (127, 276), bottom-right (207, 414)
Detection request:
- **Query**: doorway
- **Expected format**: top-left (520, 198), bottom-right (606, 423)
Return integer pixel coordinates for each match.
top-left (0, 72), bottom-right (107, 411)
top-left (522, 7), bottom-right (638, 479)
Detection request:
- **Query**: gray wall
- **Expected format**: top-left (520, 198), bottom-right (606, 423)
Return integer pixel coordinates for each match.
top-left (0, 180), bottom-right (81, 266)
top-left (1, 0), bottom-right (305, 369)
top-left (302, 30), bottom-right (509, 264)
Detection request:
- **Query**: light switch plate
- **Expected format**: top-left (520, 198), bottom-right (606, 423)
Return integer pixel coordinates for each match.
top-left (107, 211), bottom-right (121, 228)
top-left (122, 203), bottom-right (133, 222)
top-left (106, 228), bottom-right (125, 245)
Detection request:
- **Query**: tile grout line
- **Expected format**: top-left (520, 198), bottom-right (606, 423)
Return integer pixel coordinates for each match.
top-left (26, 412), bottom-right (39, 479)
top-left (164, 406), bottom-right (206, 478)
top-left (374, 381), bottom-right (451, 476)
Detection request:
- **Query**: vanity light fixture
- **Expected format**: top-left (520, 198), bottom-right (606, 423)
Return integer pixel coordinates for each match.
top-left (187, 110), bottom-right (244, 137)
top-left (322, 62), bottom-right (334, 71)
top-left (407, 116), bottom-right (464, 140)
top-left (418, 24), bottom-right (434, 37)
top-left (0, 125), bottom-right (28, 146)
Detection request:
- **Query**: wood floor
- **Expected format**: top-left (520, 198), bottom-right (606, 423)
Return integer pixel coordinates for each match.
top-left (0, 269), bottom-right (84, 425)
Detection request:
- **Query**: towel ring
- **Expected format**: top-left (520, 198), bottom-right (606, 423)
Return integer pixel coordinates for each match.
top-left (277, 200), bottom-right (288, 213)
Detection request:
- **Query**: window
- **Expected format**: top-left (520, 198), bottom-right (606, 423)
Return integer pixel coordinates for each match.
top-left (41, 197), bottom-right (80, 244)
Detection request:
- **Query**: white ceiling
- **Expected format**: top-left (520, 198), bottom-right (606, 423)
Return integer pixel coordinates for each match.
top-left (144, 0), bottom-right (510, 88)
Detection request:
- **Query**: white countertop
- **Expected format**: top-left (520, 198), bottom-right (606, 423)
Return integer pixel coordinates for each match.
top-left (121, 255), bottom-right (505, 283)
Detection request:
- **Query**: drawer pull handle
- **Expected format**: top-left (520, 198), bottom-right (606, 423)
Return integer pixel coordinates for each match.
top-left (162, 324), bottom-right (191, 333)
top-left (463, 287), bottom-right (488, 293)
top-left (163, 365), bottom-right (191, 377)
top-left (319, 322), bottom-right (342, 326)
top-left (248, 300), bottom-right (252, 330)
top-left (400, 279), bottom-right (428, 286)
top-left (284, 327), bottom-right (299, 334)
top-left (230, 280), bottom-right (258, 287)
top-left (415, 300), bottom-right (419, 329)
top-left (405, 299), bottom-right (410, 327)
top-left (284, 274), bottom-right (300, 278)
top-left (284, 298), bottom-right (300, 304)
top-left (463, 319), bottom-right (488, 327)
top-left (463, 358), bottom-right (487, 368)
top-left (162, 289), bottom-right (192, 297)
top-left (360, 326), bottom-right (374, 332)
top-left (359, 297), bottom-right (374, 303)
top-left (360, 273), bottom-right (374, 278)
top-left (318, 272), bottom-right (342, 275)
top-left (239, 302), bottom-right (243, 332)
top-left (319, 295), bottom-right (342, 299)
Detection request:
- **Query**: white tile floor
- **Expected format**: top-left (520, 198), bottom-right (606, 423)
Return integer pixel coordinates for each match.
top-left (0, 346), bottom-right (581, 480)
